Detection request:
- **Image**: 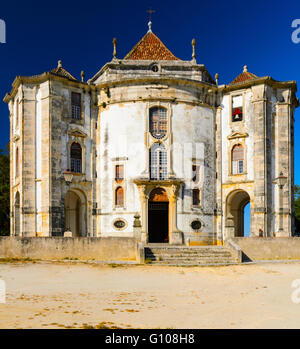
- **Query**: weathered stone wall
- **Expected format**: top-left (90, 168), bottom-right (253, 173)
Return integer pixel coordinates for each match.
top-left (97, 75), bottom-right (217, 243)
top-left (233, 237), bottom-right (300, 260)
top-left (0, 237), bottom-right (137, 261)
top-left (6, 56), bottom-right (297, 245)
top-left (220, 81), bottom-right (295, 240)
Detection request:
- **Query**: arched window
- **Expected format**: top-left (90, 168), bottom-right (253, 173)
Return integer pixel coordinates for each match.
top-left (115, 187), bottom-right (124, 207)
top-left (14, 192), bottom-right (20, 236)
top-left (70, 142), bottom-right (82, 173)
top-left (15, 147), bottom-right (19, 178)
top-left (149, 143), bottom-right (167, 180)
top-left (149, 107), bottom-right (167, 139)
top-left (232, 144), bottom-right (244, 174)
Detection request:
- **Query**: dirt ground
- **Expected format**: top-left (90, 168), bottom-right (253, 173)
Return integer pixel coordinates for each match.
top-left (0, 260), bottom-right (300, 329)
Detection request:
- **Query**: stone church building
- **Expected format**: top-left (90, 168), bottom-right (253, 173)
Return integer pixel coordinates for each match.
top-left (4, 23), bottom-right (298, 245)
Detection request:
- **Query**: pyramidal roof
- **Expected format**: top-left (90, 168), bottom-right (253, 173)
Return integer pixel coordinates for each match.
top-left (49, 60), bottom-right (78, 81)
top-left (229, 65), bottom-right (258, 85)
top-left (124, 22), bottom-right (180, 61)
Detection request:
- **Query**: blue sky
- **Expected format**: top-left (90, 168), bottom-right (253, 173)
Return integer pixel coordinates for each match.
top-left (1, 0), bottom-right (300, 198)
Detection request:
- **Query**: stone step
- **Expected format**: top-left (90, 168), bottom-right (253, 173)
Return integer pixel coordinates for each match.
top-left (144, 247), bottom-right (233, 253)
top-left (146, 255), bottom-right (234, 261)
top-left (144, 245), bottom-right (238, 265)
top-left (146, 255), bottom-right (235, 260)
top-left (149, 261), bottom-right (238, 266)
top-left (146, 258), bottom-right (235, 262)
top-left (145, 251), bottom-right (233, 256)
top-left (145, 250), bottom-right (233, 256)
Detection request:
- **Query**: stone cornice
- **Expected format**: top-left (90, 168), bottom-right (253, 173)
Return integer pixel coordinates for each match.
top-left (227, 132), bottom-right (249, 140)
top-left (67, 128), bottom-right (87, 138)
top-left (105, 96), bottom-right (217, 110)
top-left (88, 60), bottom-right (210, 84)
top-left (133, 178), bottom-right (184, 186)
top-left (221, 76), bottom-right (297, 93)
top-left (3, 73), bottom-right (94, 104)
top-left (94, 76), bottom-right (218, 91)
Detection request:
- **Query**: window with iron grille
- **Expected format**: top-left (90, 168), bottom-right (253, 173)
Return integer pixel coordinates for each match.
top-left (115, 164), bottom-right (124, 182)
top-left (150, 143), bottom-right (167, 180)
top-left (231, 144), bottom-right (244, 174)
top-left (115, 186), bottom-right (124, 206)
top-left (149, 107), bottom-right (167, 139)
top-left (71, 92), bottom-right (81, 120)
top-left (192, 188), bottom-right (200, 206)
top-left (70, 142), bottom-right (82, 173)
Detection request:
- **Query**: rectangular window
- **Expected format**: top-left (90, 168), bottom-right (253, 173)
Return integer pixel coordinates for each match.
top-left (232, 95), bottom-right (243, 122)
top-left (238, 160), bottom-right (244, 174)
top-left (192, 165), bottom-right (200, 184)
top-left (115, 164), bottom-right (124, 182)
top-left (192, 189), bottom-right (200, 206)
top-left (232, 160), bottom-right (244, 174)
top-left (71, 158), bottom-right (82, 173)
top-left (71, 92), bottom-right (81, 120)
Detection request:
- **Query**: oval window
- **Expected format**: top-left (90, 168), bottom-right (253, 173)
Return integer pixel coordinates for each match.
top-left (113, 219), bottom-right (126, 230)
top-left (191, 220), bottom-right (201, 230)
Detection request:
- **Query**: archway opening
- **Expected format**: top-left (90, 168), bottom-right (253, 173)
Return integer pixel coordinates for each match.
top-left (243, 202), bottom-right (251, 237)
top-left (227, 190), bottom-right (250, 237)
top-left (64, 190), bottom-right (82, 237)
top-left (148, 188), bottom-right (169, 243)
top-left (14, 192), bottom-right (20, 236)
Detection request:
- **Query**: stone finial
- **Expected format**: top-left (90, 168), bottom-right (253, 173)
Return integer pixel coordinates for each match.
top-left (243, 65), bottom-right (248, 73)
top-left (81, 70), bottom-right (85, 83)
top-left (58, 60), bottom-right (62, 68)
top-left (148, 21), bottom-right (152, 33)
top-left (133, 213), bottom-right (142, 228)
top-left (215, 73), bottom-right (219, 86)
top-left (191, 38), bottom-right (196, 63)
top-left (112, 37), bottom-right (117, 59)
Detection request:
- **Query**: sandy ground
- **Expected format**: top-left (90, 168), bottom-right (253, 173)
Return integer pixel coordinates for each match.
top-left (0, 260), bottom-right (300, 329)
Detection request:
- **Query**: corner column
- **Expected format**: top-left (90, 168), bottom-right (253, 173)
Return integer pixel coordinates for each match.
top-left (137, 185), bottom-right (148, 244)
top-left (168, 184), bottom-right (183, 245)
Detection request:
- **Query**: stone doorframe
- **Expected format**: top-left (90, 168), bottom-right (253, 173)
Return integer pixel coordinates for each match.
top-left (133, 178), bottom-right (184, 245)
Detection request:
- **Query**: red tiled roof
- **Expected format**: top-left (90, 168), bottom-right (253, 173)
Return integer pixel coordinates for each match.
top-left (229, 67), bottom-right (258, 85)
top-left (124, 31), bottom-right (180, 61)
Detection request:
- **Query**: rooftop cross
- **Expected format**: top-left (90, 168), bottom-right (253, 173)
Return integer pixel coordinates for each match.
top-left (146, 8), bottom-right (156, 21)
top-left (146, 8), bottom-right (156, 32)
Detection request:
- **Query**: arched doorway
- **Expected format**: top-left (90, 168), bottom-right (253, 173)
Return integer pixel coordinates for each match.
top-left (148, 188), bottom-right (169, 243)
top-left (64, 190), bottom-right (86, 237)
top-left (14, 192), bottom-right (20, 236)
top-left (226, 190), bottom-right (251, 237)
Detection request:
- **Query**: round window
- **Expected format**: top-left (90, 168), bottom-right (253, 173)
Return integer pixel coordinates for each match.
top-left (191, 220), bottom-right (202, 231)
top-left (152, 65), bottom-right (159, 72)
top-left (113, 219), bottom-right (126, 230)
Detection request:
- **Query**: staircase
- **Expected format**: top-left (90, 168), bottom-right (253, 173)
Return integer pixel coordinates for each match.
top-left (144, 244), bottom-right (239, 266)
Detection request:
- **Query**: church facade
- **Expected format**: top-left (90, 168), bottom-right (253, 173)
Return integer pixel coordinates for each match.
top-left (4, 23), bottom-right (298, 245)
